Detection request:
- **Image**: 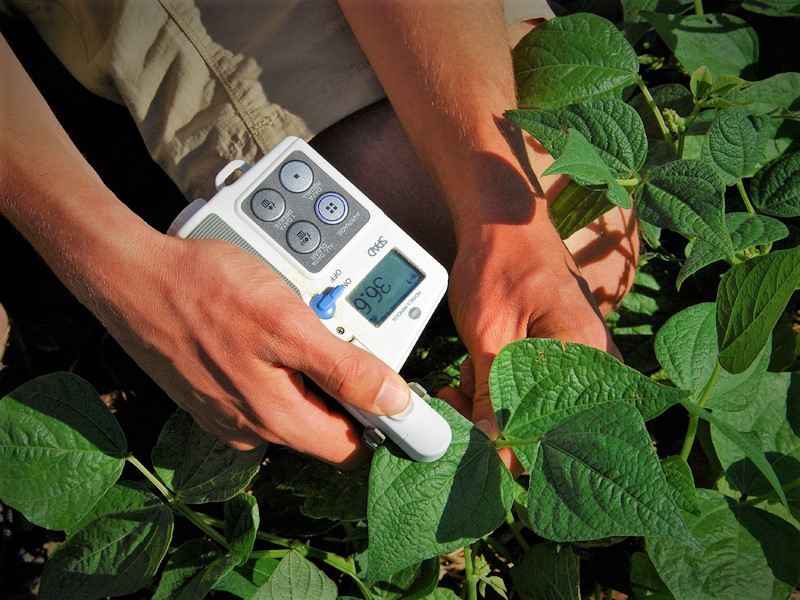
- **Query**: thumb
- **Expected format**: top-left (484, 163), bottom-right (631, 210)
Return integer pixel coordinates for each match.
top-left (288, 322), bottom-right (412, 417)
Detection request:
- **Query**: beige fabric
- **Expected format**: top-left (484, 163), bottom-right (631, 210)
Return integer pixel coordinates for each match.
top-left (2, 0), bottom-right (555, 202)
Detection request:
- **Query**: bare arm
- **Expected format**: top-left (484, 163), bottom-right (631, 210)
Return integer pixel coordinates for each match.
top-left (338, 0), bottom-right (619, 456)
top-left (0, 34), bottom-right (412, 465)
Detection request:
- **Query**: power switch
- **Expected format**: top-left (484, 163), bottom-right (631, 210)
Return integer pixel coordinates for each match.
top-left (310, 285), bottom-right (344, 319)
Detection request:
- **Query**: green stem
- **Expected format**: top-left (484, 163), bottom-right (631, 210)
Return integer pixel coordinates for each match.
top-left (463, 544), bottom-right (478, 600)
top-left (202, 514), bottom-right (371, 599)
top-left (616, 177), bottom-right (640, 187)
top-left (680, 361), bottom-right (722, 461)
top-left (694, 0), bottom-right (704, 15)
top-left (126, 455), bottom-right (173, 500)
top-left (173, 503), bottom-right (230, 549)
top-left (742, 476), bottom-right (800, 507)
top-left (737, 179), bottom-right (756, 214)
top-left (505, 510), bottom-right (530, 551)
top-left (636, 76), bottom-right (674, 146)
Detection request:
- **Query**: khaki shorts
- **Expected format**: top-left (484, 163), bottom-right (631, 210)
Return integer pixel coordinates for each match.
top-left (2, 0), bottom-right (555, 202)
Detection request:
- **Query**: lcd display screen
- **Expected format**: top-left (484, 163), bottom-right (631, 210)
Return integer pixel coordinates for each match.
top-left (347, 250), bottom-right (424, 326)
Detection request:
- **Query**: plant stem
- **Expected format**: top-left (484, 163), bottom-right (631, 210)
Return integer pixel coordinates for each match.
top-left (463, 544), bottom-right (478, 600)
top-left (202, 514), bottom-right (371, 599)
top-left (636, 76), bottom-right (674, 146)
top-left (173, 502), bottom-right (230, 548)
top-left (742, 476), bottom-right (800, 507)
top-left (680, 361), bottom-right (722, 461)
top-left (694, 0), bottom-right (704, 15)
top-left (505, 510), bottom-right (530, 551)
top-left (737, 179), bottom-right (756, 214)
top-left (125, 454), bottom-right (174, 500)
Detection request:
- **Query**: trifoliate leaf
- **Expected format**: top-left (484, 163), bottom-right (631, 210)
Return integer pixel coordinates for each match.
top-left (750, 151), bottom-right (800, 217)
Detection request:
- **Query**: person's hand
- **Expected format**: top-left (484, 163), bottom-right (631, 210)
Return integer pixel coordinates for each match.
top-left (97, 234), bottom-right (412, 467)
top-left (439, 213), bottom-right (620, 473)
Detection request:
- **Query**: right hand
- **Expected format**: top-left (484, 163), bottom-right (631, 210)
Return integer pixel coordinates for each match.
top-left (97, 234), bottom-right (412, 467)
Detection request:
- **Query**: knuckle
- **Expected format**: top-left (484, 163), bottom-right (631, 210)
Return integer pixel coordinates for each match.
top-left (322, 353), bottom-right (370, 397)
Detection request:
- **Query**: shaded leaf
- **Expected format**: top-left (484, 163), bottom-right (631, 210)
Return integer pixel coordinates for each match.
top-left (152, 538), bottom-right (238, 600)
top-left (661, 456), bottom-right (700, 515)
top-left (750, 151), bottom-right (800, 217)
top-left (225, 493), bottom-right (260, 565)
top-left (152, 408), bottom-right (265, 503)
top-left (510, 543), bottom-right (580, 600)
top-left (546, 180), bottom-right (614, 240)
top-left (38, 481), bottom-right (173, 600)
top-left (366, 399), bottom-right (514, 583)
top-left (214, 556), bottom-right (280, 600)
top-left (648, 489), bottom-right (800, 600)
top-left (645, 13), bottom-right (759, 79)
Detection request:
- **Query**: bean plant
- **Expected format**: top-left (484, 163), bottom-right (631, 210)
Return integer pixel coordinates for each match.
top-left (2, 1), bottom-right (800, 598)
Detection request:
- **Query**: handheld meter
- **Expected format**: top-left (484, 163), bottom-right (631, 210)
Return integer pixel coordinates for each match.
top-left (168, 136), bottom-right (452, 462)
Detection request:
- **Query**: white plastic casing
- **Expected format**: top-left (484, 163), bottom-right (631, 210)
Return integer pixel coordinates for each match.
top-left (169, 136), bottom-right (452, 461)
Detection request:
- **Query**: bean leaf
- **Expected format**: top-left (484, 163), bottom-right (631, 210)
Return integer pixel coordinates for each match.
top-left (701, 108), bottom-right (769, 185)
top-left (366, 398), bottom-right (514, 584)
top-left (152, 408), bottom-right (265, 503)
top-left (38, 481), bottom-right (173, 600)
top-left (252, 550), bottom-right (338, 600)
top-left (647, 489), bottom-right (800, 600)
top-left (513, 12), bottom-right (639, 108)
top-left (526, 403), bottom-right (695, 544)
top-left (510, 543), bottom-right (580, 600)
top-left (505, 98), bottom-right (647, 177)
top-left (750, 151), bottom-right (800, 217)
top-left (225, 493), bottom-right (260, 565)
top-left (716, 245), bottom-right (800, 374)
top-left (0, 372), bottom-right (126, 530)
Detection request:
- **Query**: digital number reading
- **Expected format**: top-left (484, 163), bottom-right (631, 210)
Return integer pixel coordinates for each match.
top-left (347, 250), bottom-right (424, 325)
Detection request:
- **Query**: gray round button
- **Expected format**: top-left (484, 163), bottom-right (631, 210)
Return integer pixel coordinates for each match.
top-left (286, 221), bottom-right (321, 254)
top-left (250, 188), bottom-right (285, 222)
top-left (280, 160), bottom-right (314, 193)
top-left (315, 192), bottom-right (349, 224)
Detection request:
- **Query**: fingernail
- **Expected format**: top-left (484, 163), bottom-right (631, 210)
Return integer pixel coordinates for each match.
top-left (376, 378), bottom-right (411, 415)
top-left (475, 419), bottom-right (494, 436)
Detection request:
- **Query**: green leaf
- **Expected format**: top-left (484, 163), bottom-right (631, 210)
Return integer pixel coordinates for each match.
top-left (366, 398), bottom-right (514, 584)
top-left (0, 372), bottom-right (126, 530)
top-left (676, 213), bottom-right (788, 287)
top-left (741, 0), bottom-right (800, 16)
top-left (546, 180), bottom-right (614, 240)
top-left (636, 160), bottom-right (733, 270)
top-left (214, 556), bottom-right (280, 600)
top-left (728, 72), bottom-right (800, 114)
top-left (368, 558), bottom-right (440, 600)
top-left (711, 371), bottom-right (800, 517)
top-left (513, 12), bottom-right (639, 108)
top-left (654, 303), bottom-right (777, 411)
top-left (717, 245), bottom-right (800, 373)
top-left (750, 151), bottom-right (800, 217)
top-left (526, 403), bottom-right (695, 544)
top-left (629, 551), bottom-right (674, 599)
top-left (648, 489), bottom-right (800, 600)
top-left (630, 83), bottom-right (694, 141)
top-left (701, 109), bottom-right (769, 185)
top-left (277, 450), bottom-right (369, 522)
top-left (505, 98), bottom-right (647, 177)
top-left (645, 13), bottom-right (759, 79)
top-left (620, 0), bottom-right (694, 44)
top-left (38, 481), bottom-right (173, 600)
top-left (489, 339), bottom-right (689, 443)
top-left (252, 550), bottom-right (337, 600)
top-left (225, 493), bottom-right (260, 565)
top-left (661, 456), bottom-right (700, 515)
top-left (682, 401), bottom-right (789, 510)
top-left (510, 543), bottom-right (580, 600)
top-left (152, 538), bottom-right (238, 600)
top-left (152, 408), bottom-right (265, 503)
top-left (542, 129), bottom-right (632, 208)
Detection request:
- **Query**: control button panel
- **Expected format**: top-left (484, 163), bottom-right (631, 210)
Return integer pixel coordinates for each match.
top-left (239, 152), bottom-right (370, 273)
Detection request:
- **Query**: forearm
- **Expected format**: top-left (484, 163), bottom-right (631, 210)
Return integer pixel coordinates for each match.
top-left (0, 36), bottom-right (162, 326)
top-left (338, 0), bottom-right (555, 240)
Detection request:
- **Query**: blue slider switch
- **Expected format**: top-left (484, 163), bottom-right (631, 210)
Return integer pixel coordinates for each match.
top-left (310, 285), bottom-right (345, 319)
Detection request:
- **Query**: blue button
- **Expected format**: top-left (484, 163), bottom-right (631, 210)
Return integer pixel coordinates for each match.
top-left (310, 285), bottom-right (344, 319)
